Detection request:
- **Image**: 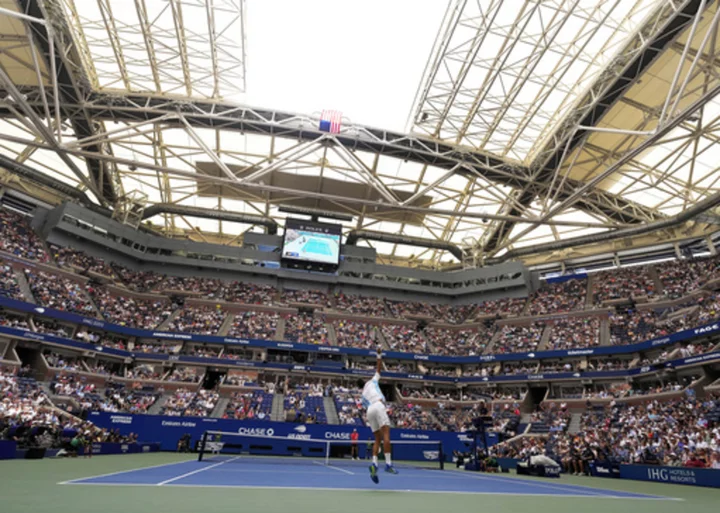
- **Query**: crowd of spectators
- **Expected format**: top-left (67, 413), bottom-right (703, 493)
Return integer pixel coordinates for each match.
top-left (547, 317), bottom-right (600, 350)
top-left (26, 271), bottom-right (97, 316)
top-left (52, 246), bottom-right (115, 277)
top-left (225, 373), bottom-right (252, 386)
top-left (386, 300), bottom-right (438, 319)
top-left (84, 361), bottom-right (122, 377)
top-left (45, 352), bottom-right (82, 371)
top-left (183, 345), bottom-right (221, 359)
top-left (126, 365), bottom-right (164, 381)
top-left (0, 368), bottom-right (137, 451)
top-left (528, 279), bottom-right (587, 316)
top-left (0, 312), bottom-right (29, 331)
top-left (167, 306), bottom-right (226, 335)
top-left (283, 288), bottom-right (327, 305)
top-left (656, 256), bottom-right (720, 299)
top-left (432, 405), bottom-right (477, 432)
top-left (423, 327), bottom-right (487, 356)
top-left (475, 298), bottom-right (527, 317)
top-left (609, 309), bottom-right (687, 345)
top-left (110, 265), bottom-right (165, 293)
top-left (283, 382), bottom-right (326, 423)
top-left (99, 382), bottom-right (160, 414)
top-left (545, 395), bottom-right (720, 470)
top-left (332, 385), bottom-right (364, 426)
top-left (161, 389), bottom-right (195, 416)
top-left (381, 324), bottom-right (430, 353)
top-left (50, 374), bottom-right (97, 411)
top-left (223, 282), bottom-right (276, 305)
top-left (333, 293), bottom-right (388, 317)
top-left (593, 267), bottom-right (655, 305)
top-left (433, 304), bottom-right (477, 325)
top-left (156, 276), bottom-right (224, 299)
top-left (587, 358), bottom-right (632, 372)
top-left (88, 286), bottom-right (172, 329)
top-left (0, 265), bottom-right (22, 300)
top-left (493, 323), bottom-right (546, 354)
top-left (285, 313), bottom-right (328, 345)
top-left (0, 209), bottom-right (48, 262)
top-left (502, 362), bottom-right (538, 376)
top-left (167, 367), bottom-right (202, 383)
top-left (1, 368), bottom-right (50, 424)
top-left (33, 319), bottom-right (71, 337)
top-left (219, 347), bottom-right (255, 362)
top-left (7, 218), bottom-right (720, 373)
top-left (227, 311), bottom-right (279, 340)
top-left (333, 320), bottom-right (374, 349)
top-left (390, 402), bottom-right (440, 431)
top-left (160, 388), bottom-right (219, 417)
top-left (224, 390), bottom-right (272, 420)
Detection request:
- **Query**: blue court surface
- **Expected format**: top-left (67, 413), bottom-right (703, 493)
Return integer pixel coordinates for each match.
top-left (303, 238), bottom-right (333, 256)
top-left (59, 457), bottom-right (679, 500)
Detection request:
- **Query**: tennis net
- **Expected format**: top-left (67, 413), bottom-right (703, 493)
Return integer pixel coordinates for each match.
top-left (197, 430), bottom-right (445, 470)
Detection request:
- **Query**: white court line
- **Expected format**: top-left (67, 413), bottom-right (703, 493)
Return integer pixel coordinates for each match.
top-left (431, 470), bottom-right (681, 501)
top-left (435, 470), bottom-right (610, 497)
top-left (156, 456), bottom-right (242, 486)
top-left (57, 482), bottom-right (682, 499)
top-left (58, 459), bottom-right (197, 485)
top-left (312, 460), bottom-right (354, 475)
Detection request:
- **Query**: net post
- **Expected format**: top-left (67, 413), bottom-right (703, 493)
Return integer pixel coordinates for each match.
top-left (198, 431), bottom-right (209, 462)
top-left (438, 442), bottom-right (444, 470)
top-left (325, 441), bottom-right (330, 466)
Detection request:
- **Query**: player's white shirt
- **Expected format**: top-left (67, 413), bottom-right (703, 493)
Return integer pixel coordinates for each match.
top-left (361, 373), bottom-right (385, 409)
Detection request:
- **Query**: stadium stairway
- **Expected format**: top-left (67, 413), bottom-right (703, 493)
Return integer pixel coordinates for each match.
top-left (323, 396), bottom-right (340, 424)
top-left (156, 309), bottom-right (182, 331)
top-left (83, 289), bottom-right (104, 320)
top-left (648, 265), bottom-right (664, 297)
top-left (271, 393), bottom-right (285, 421)
top-left (211, 397), bottom-right (230, 418)
top-left (13, 268), bottom-right (36, 303)
top-left (520, 296), bottom-right (531, 316)
top-left (537, 325), bottom-right (552, 351)
top-left (327, 323), bottom-right (338, 345)
top-left (689, 373), bottom-right (715, 395)
top-left (376, 328), bottom-right (392, 351)
top-left (482, 329), bottom-right (503, 355)
top-left (148, 393), bottom-right (171, 415)
top-left (567, 413), bottom-right (583, 434)
top-left (419, 329), bottom-right (436, 354)
top-left (584, 274), bottom-right (595, 309)
top-left (276, 318), bottom-right (286, 341)
top-left (599, 318), bottom-right (610, 346)
top-left (217, 313), bottom-right (235, 337)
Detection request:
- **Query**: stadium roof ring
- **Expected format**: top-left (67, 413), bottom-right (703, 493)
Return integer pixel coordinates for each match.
top-left (1, 0), bottom-right (720, 269)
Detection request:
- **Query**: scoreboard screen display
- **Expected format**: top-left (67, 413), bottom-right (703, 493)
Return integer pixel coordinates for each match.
top-left (281, 219), bottom-right (341, 266)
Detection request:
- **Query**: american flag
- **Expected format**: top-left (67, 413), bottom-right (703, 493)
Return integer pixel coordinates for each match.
top-left (319, 109), bottom-right (342, 134)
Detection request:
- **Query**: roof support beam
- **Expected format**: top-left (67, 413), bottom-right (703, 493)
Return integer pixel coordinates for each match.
top-left (18, 0), bottom-right (118, 203)
top-left (480, 0), bottom-right (708, 254)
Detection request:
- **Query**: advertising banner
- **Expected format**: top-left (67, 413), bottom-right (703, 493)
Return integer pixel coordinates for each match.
top-left (619, 464), bottom-right (720, 488)
top-left (87, 411), bottom-right (492, 458)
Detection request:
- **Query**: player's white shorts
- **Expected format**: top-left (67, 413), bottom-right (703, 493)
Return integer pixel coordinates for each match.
top-left (366, 402), bottom-right (390, 433)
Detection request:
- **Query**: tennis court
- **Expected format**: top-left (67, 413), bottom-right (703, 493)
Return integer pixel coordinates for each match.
top-left (59, 456), bottom-right (674, 499)
top-left (5, 453), bottom-right (720, 513)
top-left (302, 237), bottom-right (334, 256)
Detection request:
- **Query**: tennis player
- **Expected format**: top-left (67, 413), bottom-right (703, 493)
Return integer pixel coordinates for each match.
top-left (356, 347), bottom-right (398, 483)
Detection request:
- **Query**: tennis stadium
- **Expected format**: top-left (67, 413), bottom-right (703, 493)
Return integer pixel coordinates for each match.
top-left (0, 1), bottom-right (719, 512)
